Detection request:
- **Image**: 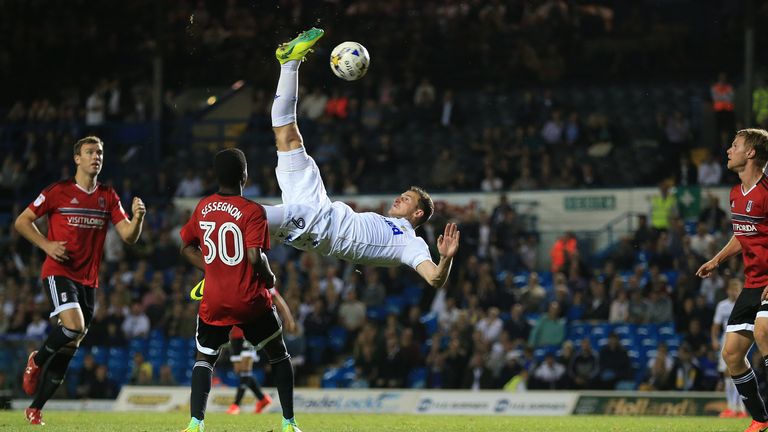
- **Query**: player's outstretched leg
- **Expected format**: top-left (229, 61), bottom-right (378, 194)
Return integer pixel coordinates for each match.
top-left (272, 28), bottom-right (323, 153)
top-left (182, 355), bottom-right (216, 432)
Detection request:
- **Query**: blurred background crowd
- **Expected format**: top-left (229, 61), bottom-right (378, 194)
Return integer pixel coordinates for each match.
top-left (1, 0), bottom-right (767, 402)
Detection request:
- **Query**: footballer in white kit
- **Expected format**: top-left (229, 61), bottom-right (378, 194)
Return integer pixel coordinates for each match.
top-left (265, 27), bottom-right (459, 288)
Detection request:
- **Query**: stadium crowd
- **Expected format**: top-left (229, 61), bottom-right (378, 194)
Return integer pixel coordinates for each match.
top-left (0, 0), bottom-right (762, 402)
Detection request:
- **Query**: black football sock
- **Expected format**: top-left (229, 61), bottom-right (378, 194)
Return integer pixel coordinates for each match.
top-left (234, 375), bottom-right (247, 406)
top-left (190, 360), bottom-right (214, 420)
top-left (271, 357), bottom-right (294, 419)
top-left (244, 375), bottom-right (265, 400)
top-left (30, 350), bottom-right (74, 409)
top-left (733, 369), bottom-right (768, 421)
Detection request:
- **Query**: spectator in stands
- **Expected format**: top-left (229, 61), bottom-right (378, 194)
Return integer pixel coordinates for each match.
top-left (684, 318), bottom-right (710, 356)
top-left (644, 342), bottom-right (673, 390)
top-left (462, 352), bottom-right (494, 390)
top-left (174, 170), bottom-right (204, 198)
top-left (528, 301), bottom-right (565, 349)
top-left (88, 365), bottom-right (118, 399)
top-left (711, 72), bottom-right (736, 142)
top-left (360, 269), bottom-right (386, 307)
top-left (550, 232), bottom-right (577, 273)
top-left (122, 301), bottom-right (151, 339)
top-left (157, 364), bottom-right (178, 386)
top-left (608, 288), bottom-right (629, 322)
top-left (649, 181), bottom-right (677, 232)
top-left (597, 332), bottom-right (631, 389)
top-left (75, 353), bottom-right (99, 398)
top-left (476, 307), bottom-right (504, 344)
top-left (504, 304), bottom-right (531, 344)
top-left (338, 288), bottom-right (366, 335)
top-left (85, 81), bottom-right (106, 127)
top-left (690, 221), bottom-right (716, 259)
top-left (519, 272), bottom-right (547, 313)
top-left (532, 352), bottom-right (566, 390)
top-left (25, 312), bottom-right (49, 338)
top-left (583, 278), bottom-right (610, 321)
top-left (698, 154), bottom-right (723, 186)
top-left (129, 352), bottom-right (153, 385)
top-left (443, 336), bottom-right (469, 389)
top-left (568, 338), bottom-right (600, 390)
top-left (676, 155), bottom-right (698, 186)
top-left (298, 88), bottom-right (328, 121)
top-left (647, 286), bottom-right (674, 324)
top-left (698, 195), bottom-right (727, 234)
top-left (667, 343), bottom-right (704, 391)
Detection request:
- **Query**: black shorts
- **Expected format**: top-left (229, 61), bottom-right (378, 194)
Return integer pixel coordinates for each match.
top-left (42, 276), bottom-right (95, 327)
top-left (196, 306), bottom-right (282, 357)
top-left (726, 287), bottom-right (768, 332)
top-left (229, 336), bottom-right (257, 362)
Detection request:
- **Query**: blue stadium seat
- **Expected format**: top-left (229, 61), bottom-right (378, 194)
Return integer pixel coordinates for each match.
top-left (168, 337), bottom-right (187, 351)
top-left (420, 312), bottom-right (439, 336)
top-left (658, 323), bottom-right (676, 336)
top-left (70, 347), bottom-right (89, 371)
top-left (385, 296), bottom-right (406, 315)
top-left (222, 369), bottom-right (240, 387)
top-left (407, 367), bottom-right (427, 388)
top-left (568, 322), bottom-right (589, 339)
top-left (403, 285), bottom-right (422, 306)
top-left (109, 347), bottom-right (127, 360)
top-left (321, 368), bottom-right (341, 388)
top-left (129, 338), bottom-right (148, 356)
top-left (307, 336), bottom-right (327, 365)
top-left (366, 306), bottom-right (387, 322)
top-left (90, 346), bottom-right (108, 364)
top-left (328, 326), bottom-right (348, 353)
top-left (590, 324), bottom-right (609, 338)
top-left (613, 324), bottom-right (635, 337)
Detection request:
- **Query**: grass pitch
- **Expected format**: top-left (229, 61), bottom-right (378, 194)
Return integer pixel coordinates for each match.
top-left (0, 411), bottom-right (750, 431)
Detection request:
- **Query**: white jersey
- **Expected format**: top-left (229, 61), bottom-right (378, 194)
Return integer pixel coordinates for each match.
top-left (270, 149), bottom-right (434, 269)
top-left (276, 201), bottom-right (432, 269)
top-left (713, 298), bottom-right (735, 333)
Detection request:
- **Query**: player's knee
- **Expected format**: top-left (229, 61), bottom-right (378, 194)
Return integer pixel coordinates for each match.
top-left (722, 345), bottom-right (747, 369)
top-left (755, 322), bottom-right (768, 346)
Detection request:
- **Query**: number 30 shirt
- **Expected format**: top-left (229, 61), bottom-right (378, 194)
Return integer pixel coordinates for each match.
top-left (730, 176), bottom-right (768, 288)
top-left (180, 193), bottom-right (272, 325)
top-left (28, 179), bottom-right (128, 287)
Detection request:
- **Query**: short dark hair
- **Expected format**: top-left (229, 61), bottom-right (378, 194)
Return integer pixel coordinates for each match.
top-left (410, 186), bottom-right (434, 227)
top-left (214, 148), bottom-right (247, 188)
top-left (74, 136), bottom-right (103, 156)
top-left (737, 128), bottom-right (768, 168)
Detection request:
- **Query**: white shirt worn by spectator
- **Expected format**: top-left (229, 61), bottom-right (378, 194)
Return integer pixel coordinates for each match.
top-left (298, 92), bottom-right (329, 120)
top-left (175, 175), bottom-right (204, 197)
top-left (26, 320), bottom-right (49, 338)
top-left (85, 91), bottom-right (105, 126)
top-left (700, 274), bottom-right (725, 305)
top-left (534, 361), bottom-right (565, 384)
top-left (122, 312), bottom-right (151, 338)
top-left (476, 316), bottom-right (504, 343)
top-left (713, 297), bottom-right (736, 334)
top-left (690, 232), bottom-right (715, 258)
top-left (698, 160), bottom-right (723, 186)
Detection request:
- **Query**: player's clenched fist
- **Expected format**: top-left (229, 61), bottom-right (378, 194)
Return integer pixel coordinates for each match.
top-left (132, 197), bottom-right (146, 220)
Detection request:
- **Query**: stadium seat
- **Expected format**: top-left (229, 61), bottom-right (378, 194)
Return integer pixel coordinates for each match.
top-left (321, 368), bottom-right (341, 388)
top-left (385, 296), bottom-right (406, 315)
top-left (366, 306), bottom-right (387, 322)
top-left (420, 312), bottom-right (439, 336)
top-left (109, 347), bottom-right (127, 360)
top-left (407, 367), bottom-right (427, 388)
top-left (129, 338), bottom-right (149, 356)
top-left (91, 346), bottom-right (108, 364)
top-left (403, 285), bottom-right (422, 306)
top-left (307, 336), bottom-right (327, 365)
top-left (328, 326), bottom-right (348, 353)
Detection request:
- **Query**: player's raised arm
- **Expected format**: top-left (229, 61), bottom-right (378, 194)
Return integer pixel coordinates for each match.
top-left (115, 196), bottom-right (146, 244)
top-left (415, 222), bottom-right (460, 288)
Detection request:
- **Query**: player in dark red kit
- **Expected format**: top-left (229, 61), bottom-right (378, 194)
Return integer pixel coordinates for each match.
top-left (226, 288), bottom-right (296, 416)
top-left (698, 129), bottom-right (768, 432)
top-left (14, 136), bottom-right (146, 425)
top-left (179, 148), bottom-right (300, 432)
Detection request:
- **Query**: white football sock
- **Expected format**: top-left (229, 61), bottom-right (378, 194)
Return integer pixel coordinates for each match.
top-left (271, 60), bottom-right (301, 127)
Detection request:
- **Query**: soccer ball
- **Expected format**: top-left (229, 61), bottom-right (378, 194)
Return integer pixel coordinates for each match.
top-left (330, 41), bottom-right (370, 81)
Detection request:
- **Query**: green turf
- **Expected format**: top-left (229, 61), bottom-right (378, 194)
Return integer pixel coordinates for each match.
top-left (0, 411), bottom-right (751, 431)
